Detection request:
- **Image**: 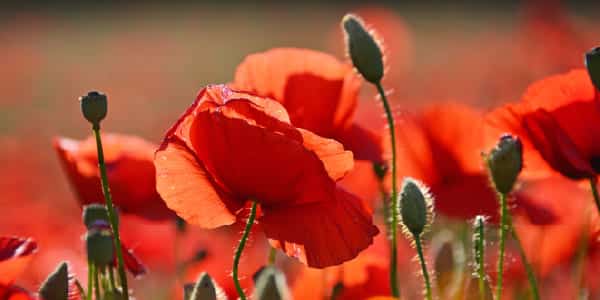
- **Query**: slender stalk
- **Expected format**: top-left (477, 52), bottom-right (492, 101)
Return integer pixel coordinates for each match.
top-left (87, 261), bottom-right (94, 300)
top-left (92, 126), bottom-right (129, 300)
top-left (74, 279), bottom-right (86, 299)
top-left (375, 82), bottom-right (400, 298)
top-left (233, 201), bottom-right (258, 300)
top-left (414, 236), bottom-right (433, 300)
top-left (589, 177), bottom-right (600, 213)
top-left (496, 193), bottom-right (508, 300)
top-left (268, 247), bottom-right (277, 265)
top-left (508, 220), bottom-right (539, 300)
top-left (94, 264), bottom-right (101, 300)
top-left (108, 267), bottom-right (117, 293)
top-left (474, 218), bottom-right (486, 300)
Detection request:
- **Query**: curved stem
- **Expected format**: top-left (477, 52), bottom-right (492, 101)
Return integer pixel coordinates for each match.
top-left (375, 82), bottom-right (400, 298)
top-left (496, 193), bottom-right (508, 300)
top-left (508, 218), bottom-right (539, 300)
top-left (414, 236), bottom-right (433, 300)
top-left (93, 126), bottom-right (129, 300)
top-left (589, 177), bottom-right (600, 213)
top-left (233, 201), bottom-right (258, 300)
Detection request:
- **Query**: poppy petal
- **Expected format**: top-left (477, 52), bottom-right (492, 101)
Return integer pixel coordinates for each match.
top-left (232, 48), bottom-right (361, 136)
top-left (189, 102), bottom-right (335, 206)
top-left (0, 237), bottom-right (37, 285)
top-left (155, 139), bottom-right (239, 228)
top-left (522, 109), bottom-right (595, 179)
top-left (336, 123), bottom-right (384, 163)
top-left (298, 128), bottom-right (354, 181)
top-left (261, 188), bottom-right (378, 268)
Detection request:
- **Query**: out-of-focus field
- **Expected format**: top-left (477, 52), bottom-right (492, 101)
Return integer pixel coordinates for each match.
top-left (1, 2), bottom-right (599, 299)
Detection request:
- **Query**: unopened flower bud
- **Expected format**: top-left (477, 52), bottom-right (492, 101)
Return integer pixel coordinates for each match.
top-left (399, 177), bottom-right (434, 237)
top-left (487, 134), bottom-right (522, 194)
top-left (342, 14), bottom-right (384, 84)
top-left (585, 47), bottom-right (600, 90)
top-left (39, 262), bottom-right (69, 300)
top-left (86, 228), bottom-right (114, 267)
top-left (80, 91), bottom-right (107, 126)
top-left (252, 266), bottom-right (290, 300)
top-left (189, 272), bottom-right (218, 300)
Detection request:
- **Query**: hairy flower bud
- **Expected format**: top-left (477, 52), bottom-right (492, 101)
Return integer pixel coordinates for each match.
top-left (80, 91), bottom-right (107, 126)
top-left (585, 47), bottom-right (600, 90)
top-left (39, 262), bottom-right (69, 300)
top-left (252, 266), bottom-right (290, 300)
top-left (487, 134), bottom-right (523, 194)
top-left (342, 14), bottom-right (384, 84)
top-left (399, 177), bottom-right (434, 237)
top-left (189, 272), bottom-right (218, 300)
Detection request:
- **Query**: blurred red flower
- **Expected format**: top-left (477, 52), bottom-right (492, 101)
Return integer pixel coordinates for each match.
top-left (487, 69), bottom-right (600, 180)
top-left (0, 237), bottom-right (37, 300)
top-left (231, 47), bottom-right (383, 163)
top-left (53, 133), bottom-right (173, 221)
top-left (389, 102), bottom-right (499, 221)
top-left (155, 84), bottom-right (378, 268)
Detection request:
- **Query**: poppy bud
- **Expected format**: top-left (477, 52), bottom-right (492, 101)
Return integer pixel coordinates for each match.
top-left (342, 14), bottom-right (384, 84)
top-left (585, 47), bottom-right (600, 90)
top-left (82, 204), bottom-right (115, 229)
top-left (86, 228), bottom-right (115, 267)
top-left (39, 262), bottom-right (69, 300)
top-left (80, 91), bottom-right (107, 126)
top-left (399, 177), bottom-right (434, 237)
top-left (486, 134), bottom-right (523, 194)
top-left (252, 266), bottom-right (290, 300)
top-left (188, 272), bottom-right (218, 300)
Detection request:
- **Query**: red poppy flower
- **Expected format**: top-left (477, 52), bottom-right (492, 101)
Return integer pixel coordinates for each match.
top-left (154, 84), bottom-right (378, 267)
top-left (0, 236), bottom-right (37, 300)
top-left (231, 47), bottom-right (383, 163)
top-left (512, 177), bottom-right (590, 276)
top-left (389, 102), bottom-right (500, 221)
top-left (487, 69), bottom-right (600, 180)
top-left (54, 133), bottom-right (173, 221)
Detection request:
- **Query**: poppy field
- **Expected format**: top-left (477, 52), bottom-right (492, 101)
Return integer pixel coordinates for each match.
top-left (2, 2), bottom-right (600, 300)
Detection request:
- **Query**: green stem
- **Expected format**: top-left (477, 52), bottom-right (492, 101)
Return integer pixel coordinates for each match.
top-left (87, 261), bottom-right (94, 300)
top-left (414, 236), bottom-right (433, 300)
top-left (474, 218), bottom-right (486, 300)
top-left (94, 264), bottom-right (101, 300)
top-left (268, 247), bottom-right (277, 265)
top-left (92, 126), bottom-right (129, 300)
top-left (508, 218), bottom-right (539, 300)
top-left (108, 267), bottom-right (117, 293)
top-left (496, 193), bottom-right (508, 300)
top-left (233, 201), bottom-right (258, 300)
top-left (589, 177), bottom-right (600, 213)
top-left (375, 82), bottom-right (400, 298)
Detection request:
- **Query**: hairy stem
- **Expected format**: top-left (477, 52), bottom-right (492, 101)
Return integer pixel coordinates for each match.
top-left (496, 193), bottom-right (508, 300)
top-left (375, 82), bottom-right (400, 298)
top-left (415, 236), bottom-right (433, 300)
